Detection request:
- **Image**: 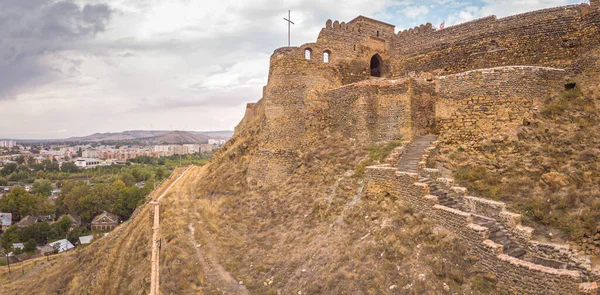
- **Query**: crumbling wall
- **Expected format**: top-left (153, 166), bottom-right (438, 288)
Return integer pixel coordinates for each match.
top-left (435, 66), bottom-right (565, 148)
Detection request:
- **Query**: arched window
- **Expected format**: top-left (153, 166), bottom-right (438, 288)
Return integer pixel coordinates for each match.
top-left (304, 48), bottom-right (312, 60)
top-left (323, 50), bottom-right (331, 63)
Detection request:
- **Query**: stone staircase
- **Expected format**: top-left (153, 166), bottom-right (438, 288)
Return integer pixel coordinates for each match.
top-left (473, 215), bottom-right (527, 259)
top-left (397, 135), bottom-right (571, 268)
top-left (396, 135), bottom-right (437, 172)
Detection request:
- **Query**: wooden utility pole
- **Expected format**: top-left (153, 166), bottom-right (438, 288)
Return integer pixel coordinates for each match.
top-left (6, 252), bottom-right (10, 274)
top-left (149, 201), bottom-right (160, 295)
top-left (283, 10), bottom-right (294, 47)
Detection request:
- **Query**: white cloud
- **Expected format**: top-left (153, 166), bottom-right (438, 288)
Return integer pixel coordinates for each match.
top-left (403, 5), bottom-right (430, 18)
top-left (0, 0), bottom-right (587, 139)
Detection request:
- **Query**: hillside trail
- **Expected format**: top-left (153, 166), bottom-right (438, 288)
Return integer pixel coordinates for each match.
top-left (10, 261), bottom-right (51, 284)
top-left (163, 165), bottom-right (248, 294)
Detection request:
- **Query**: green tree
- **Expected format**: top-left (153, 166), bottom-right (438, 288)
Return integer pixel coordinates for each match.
top-left (119, 172), bottom-right (136, 187)
top-left (24, 239), bottom-right (37, 252)
top-left (0, 178), bottom-right (8, 186)
top-left (0, 187), bottom-right (53, 220)
top-left (15, 155), bottom-right (25, 165)
top-left (1, 162), bottom-right (17, 176)
top-left (59, 181), bottom-right (90, 216)
top-left (56, 216), bottom-right (72, 235)
top-left (32, 179), bottom-right (52, 197)
top-left (0, 226), bottom-right (18, 251)
top-left (93, 183), bottom-right (119, 214)
top-left (42, 160), bottom-right (59, 172)
top-left (61, 161), bottom-right (79, 173)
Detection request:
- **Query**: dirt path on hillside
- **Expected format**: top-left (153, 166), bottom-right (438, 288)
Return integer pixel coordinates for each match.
top-left (10, 261), bottom-right (51, 284)
top-left (189, 206), bottom-right (249, 295)
top-left (163, 165), bottom-right (248, 294)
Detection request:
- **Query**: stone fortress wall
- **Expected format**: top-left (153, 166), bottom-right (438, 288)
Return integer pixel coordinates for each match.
top-left (435, 66), bottom-right (566, 146)
top-left (230, 0), bottom-right (600, 290)
top-left (390, 3), bottom-right (600, 76)
top-left (238, 1), bottom-right (600, 154)
top-left (326, 78), bottom-right (436, 144)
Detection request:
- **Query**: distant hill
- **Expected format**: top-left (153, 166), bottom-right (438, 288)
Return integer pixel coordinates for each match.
top-left (63, 130), bottom-right (233, 144)
top-left (137, 131), bottom-right (209, 144)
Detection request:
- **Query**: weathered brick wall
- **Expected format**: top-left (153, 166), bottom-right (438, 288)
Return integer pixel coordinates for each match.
top-left (327, 79), bottom-right (409, 144)
top-left (435, 66), bottom-right (565, 148)
top-left (326, 79), bottom-right (436, 144)
top-left (390, 4), bottom-right (600, 76)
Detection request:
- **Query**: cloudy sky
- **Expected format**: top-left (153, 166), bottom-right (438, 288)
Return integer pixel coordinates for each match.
top-left (1, 0), bottom-right (583, 139)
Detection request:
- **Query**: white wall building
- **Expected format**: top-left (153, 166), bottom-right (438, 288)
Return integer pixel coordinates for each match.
top-left (0, 140), bottom-right (16, 148)
top-left (208, 139), bottom-right (226, 145)
top-left (82, 149), bottom-right (99, 158)
top-left (154, 145), bottom-right (171, 152)
top-left (73, 158), bottom-right (101, 168)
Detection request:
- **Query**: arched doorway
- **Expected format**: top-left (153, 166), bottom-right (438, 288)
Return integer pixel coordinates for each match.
top-left (370, 54), bottom-right (382, 77)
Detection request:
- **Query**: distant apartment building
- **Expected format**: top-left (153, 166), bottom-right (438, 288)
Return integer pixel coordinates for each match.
top-left (208, 139), bottom-right (227, 145)
top-left (154, 145), bottom-right (171, 153)
top-left (82, 149), bottom-right (100, 158)
top-left (172, 145), bottom-right (188, 155)
top-left (184, 144), bottom-right (200, 153)
top-left (200, 144), bottom-right (218, 153)
top-left (0, 140), bottom-right (16, 148)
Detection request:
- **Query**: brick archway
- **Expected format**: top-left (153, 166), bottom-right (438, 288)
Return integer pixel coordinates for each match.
top-left (370, 54), bottom-right (382, 77)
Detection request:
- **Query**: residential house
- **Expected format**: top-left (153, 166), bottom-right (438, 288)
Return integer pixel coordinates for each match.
top-left (58, 214), bottom-right (82, 227)
top-left (42, 239), bottom-right (74, 255)
top-left (16, 215), bottom-right (39, 228)
top-left (78, 235), bottom-right (94, 245)
top-left (13, 243), bottom-right (24, 251)
top-left (1, 212), bottom-right (12, 232)
top-left (91, 211), bottom-right (119, 231)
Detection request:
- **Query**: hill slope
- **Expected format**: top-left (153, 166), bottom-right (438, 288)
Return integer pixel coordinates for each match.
top-left (1, 100), bottom-right (497, 294)
top-left (64, 130), bottom-right (232, 144)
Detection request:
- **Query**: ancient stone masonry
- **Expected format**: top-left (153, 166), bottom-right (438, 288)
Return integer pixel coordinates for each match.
top-left (435, 66), bottom-right (566, 147)
top-left (364, 137), bottom-right (600, 294)
top-left (391, 3), bottom-right (600, 76)
top-left (326, 79), bottom-right (435, 144)
top-left (220, 1), bottom-right (600, 291)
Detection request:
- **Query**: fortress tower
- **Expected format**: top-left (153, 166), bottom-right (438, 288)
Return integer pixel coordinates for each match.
top-left (242, 2), bottom-right (600, 187)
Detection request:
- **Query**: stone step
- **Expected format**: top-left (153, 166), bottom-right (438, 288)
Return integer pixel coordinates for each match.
top-left (489, 230), bottom-right (509, 239)
top-left (506, 248), bottom-right (526, 258)
top-left (527, 257), bottom-right (568, 269)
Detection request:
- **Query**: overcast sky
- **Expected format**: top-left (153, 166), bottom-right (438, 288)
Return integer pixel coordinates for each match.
top-left (0, 0), bottom-right (583, 139)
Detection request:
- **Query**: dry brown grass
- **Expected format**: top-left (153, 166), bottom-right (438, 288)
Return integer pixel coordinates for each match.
top-left (445, 88), bottom-right (600, 244)
top-left (0, 168), bottom-right (189, 295)
top-left (2, 101), bottom-right (498, 294)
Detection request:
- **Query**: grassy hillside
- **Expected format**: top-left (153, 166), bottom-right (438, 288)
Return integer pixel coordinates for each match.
top-left (438, 87), bottom-right (600, 253)
top-left (2, 103), bottom-right (498, 294)
top-left (0, 168), bottom-right (188, 295)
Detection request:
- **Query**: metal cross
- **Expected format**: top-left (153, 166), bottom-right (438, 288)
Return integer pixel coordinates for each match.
top-left (283, 10), bottom-right (294, 47)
